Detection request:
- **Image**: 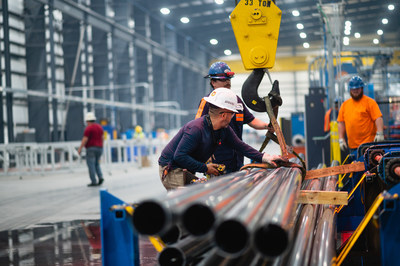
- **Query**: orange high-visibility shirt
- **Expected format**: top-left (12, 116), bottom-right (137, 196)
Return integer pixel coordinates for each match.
top-left (337, 95), bottom-right (382, 149)
top-left (324, 108), bottom-right (332, 132)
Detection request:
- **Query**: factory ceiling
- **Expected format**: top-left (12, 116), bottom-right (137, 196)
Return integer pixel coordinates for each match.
top-left (134, 0), bottom-right (400, 58)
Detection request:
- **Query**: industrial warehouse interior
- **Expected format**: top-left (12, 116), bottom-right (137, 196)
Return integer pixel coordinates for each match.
top-left (0, 0), bottom-right (400, 265)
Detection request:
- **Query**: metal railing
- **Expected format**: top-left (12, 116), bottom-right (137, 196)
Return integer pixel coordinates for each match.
top-left (0, 137), bottom-right (169, 176)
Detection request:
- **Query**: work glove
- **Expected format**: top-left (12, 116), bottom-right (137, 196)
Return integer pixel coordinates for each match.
top-left (206, 163), bottom-right (220, 176)
top-left (262, 153), bottom-right (282, 167)
top-left (374, 131), bottom-right (384, 142)
top-left (339, 138), bottom-right (347, 151)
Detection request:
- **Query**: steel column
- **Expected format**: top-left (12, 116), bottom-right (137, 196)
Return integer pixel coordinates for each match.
top-left (2, 0), bottom-right (14, 142)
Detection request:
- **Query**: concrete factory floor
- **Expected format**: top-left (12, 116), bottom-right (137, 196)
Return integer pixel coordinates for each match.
top-left (0, 163), bottom-right (166, 265)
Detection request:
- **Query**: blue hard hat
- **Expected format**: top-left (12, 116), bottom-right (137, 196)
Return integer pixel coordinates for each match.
top-left (204, 61), bottom-right (235, 79)
top-left (348, 76), bottom-right (364, 90)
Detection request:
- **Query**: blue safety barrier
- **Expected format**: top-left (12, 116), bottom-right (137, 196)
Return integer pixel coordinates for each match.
top-left (100, 189), bottom-right (139, 266)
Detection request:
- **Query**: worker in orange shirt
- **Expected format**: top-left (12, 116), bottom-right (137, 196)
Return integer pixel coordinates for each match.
top-left (337, 76), bottom-right (384, 154)
top-left (324, 98), bottom-right (340, 133)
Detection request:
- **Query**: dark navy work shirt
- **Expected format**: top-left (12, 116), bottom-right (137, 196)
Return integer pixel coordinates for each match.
top-left (195, 95), bottom-right (256, 172)
top-left (158, 116), bottom-right (263, 173)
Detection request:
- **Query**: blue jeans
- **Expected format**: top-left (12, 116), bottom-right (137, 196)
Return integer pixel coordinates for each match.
top-left (86, 147), bottom-right (103, 184)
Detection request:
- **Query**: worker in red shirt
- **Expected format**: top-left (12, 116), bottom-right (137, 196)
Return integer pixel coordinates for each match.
top-left (337, 76), bottom-right (384, 153)
top-left (78, 112), bottom-right (105, 186)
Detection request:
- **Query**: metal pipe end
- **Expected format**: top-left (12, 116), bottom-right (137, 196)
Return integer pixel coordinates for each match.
top-left (182, 203), bottom-right (215, 236)
top-left (160, 224), bottom-right (181, 245)
top-left (132, 200), bottom-right (168, 235)
top-left (254, 223), bottom-right (288, 257)
top-left (214, 219), bottom-right (249, 256)
top-left (158, 246), bottom-right (185, 266)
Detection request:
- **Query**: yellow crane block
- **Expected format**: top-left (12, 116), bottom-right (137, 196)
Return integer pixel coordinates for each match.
top-left (230, 0), bottom-right (282, 70)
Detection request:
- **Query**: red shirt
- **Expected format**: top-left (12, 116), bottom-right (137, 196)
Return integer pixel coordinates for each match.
top-left (84, 123), bottom-right (104, 148)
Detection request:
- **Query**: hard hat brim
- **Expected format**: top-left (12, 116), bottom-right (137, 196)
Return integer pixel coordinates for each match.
top-left (203, 97), bottom-right (239, 113)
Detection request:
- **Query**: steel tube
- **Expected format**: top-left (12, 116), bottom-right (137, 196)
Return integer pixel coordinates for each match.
top-left (322, 160), bottom-right (339, 210)
top-left (285, 177), bottom-right (322, 266)
top-left (198, 248), bottom-right (256, 266)
top-left (286, 205), bottom-right (316, 266)
top-left (309, 160), bottom-right (338, 266)
top-left (132, 170), bottom-right (250, 235)
top-left (253, 167), bottom-right (302, 258)
top-left (196, 248), bottom-right (228, 266)
top-left (132, 199), bottom-right (173, 235)
top-left (159, 224), bottom-right (184, 245)
top-left (214, 168), bottom-right (288, 256)
top-left (158, 235), bottom-right (213, 266)
top-left (309, 208), bottom-right (336, 266)
top-left (182, 168), bottom-right (272, 236)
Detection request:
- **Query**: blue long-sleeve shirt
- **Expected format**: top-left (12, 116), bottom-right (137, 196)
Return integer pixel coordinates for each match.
top-left (195, 95), bottom-right (255, 172)
top-left (158, 116), bottom-right (263, 173)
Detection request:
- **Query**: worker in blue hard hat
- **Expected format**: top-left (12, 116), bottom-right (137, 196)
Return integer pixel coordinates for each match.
top-left (337, 76), bottom-right (384, 153)
top-left (159, 88), bottom-right (283, 190)
top-left (196, 61), bottom-right (272, 173)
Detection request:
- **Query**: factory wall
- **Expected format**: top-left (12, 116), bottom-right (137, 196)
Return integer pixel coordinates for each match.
top-left (0, 0), bottom-right (211, 144)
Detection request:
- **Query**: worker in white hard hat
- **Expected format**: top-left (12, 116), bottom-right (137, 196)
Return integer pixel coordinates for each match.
top-left (159, 88), bottom-right (284, 190)
top-left (78, 112), bottom-right (105, 187)
top-left (196, 61), bottom-right (272, 173)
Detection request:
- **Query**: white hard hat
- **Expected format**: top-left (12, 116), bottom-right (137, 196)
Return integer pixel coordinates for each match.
top-left (203, 88), bottom-right (238, 113)
top-left (85, 112), bottom-right (96, 121)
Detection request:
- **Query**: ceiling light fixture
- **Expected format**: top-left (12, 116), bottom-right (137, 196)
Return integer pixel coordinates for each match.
top-left (296, 23), bottom-right (304, 30)
top-left (377, 29), bottom-right (383, 35)
top-left (382, 18), bottom-right (388, 24)
top-left (160, 8), bottom-right (170, 15)
top-left (128, 19), bottom-right (135, 28)
top-left (300, 32), bottom-right (307, 38)
top-left (303, 42), bottom-right (310, 48)
top-left (373, 38), bottom-right (379, 44)
top-left (343, 37), bottom-right (349, 46)
top-left (354, 32), bottom-right (361, 38)
top-left (180, 17), bottom-right (190, 23)
top-left (344, 29), bottom-right (351, 35)
top-left (210, 39), bottom-right (218, 45)
top-left (292, 10), bottom-right (300, 16)
top-left (224, 49), bottom-right (232, 56)
top-left (345, 20), bottom-right (352, 27)
top-left (215, 0), bottom-right (224, 4)
top-left (388, 4), bottom-right (395, 11)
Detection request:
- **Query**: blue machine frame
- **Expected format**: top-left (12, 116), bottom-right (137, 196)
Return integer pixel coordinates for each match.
top-left (338, 141), bottom-right (400, 265)
top-left (379, 184), bottom-right (400, 266)
top-left (100, 189), bottom-right (139, 266)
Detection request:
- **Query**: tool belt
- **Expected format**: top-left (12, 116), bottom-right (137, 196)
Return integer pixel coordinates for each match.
top-left (161, 164), bottom-right (172, 182)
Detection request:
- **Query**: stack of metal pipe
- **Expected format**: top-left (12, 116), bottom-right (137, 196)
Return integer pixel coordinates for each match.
top-left (132, 165), bottom-right (303, 265)
top-left (281, 161), bottom-right (339, 266)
